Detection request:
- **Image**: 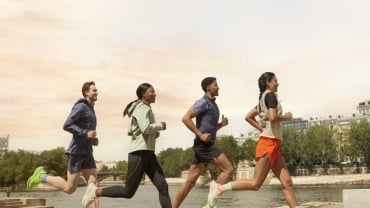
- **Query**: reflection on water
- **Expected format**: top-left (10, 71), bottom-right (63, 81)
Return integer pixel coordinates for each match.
top-left (1, 184), bottom-right (365, 208)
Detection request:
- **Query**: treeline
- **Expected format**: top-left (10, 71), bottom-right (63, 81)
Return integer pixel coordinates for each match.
top-left (283, 118), bottom-right (370, 175)
top-left (0, 147), bottom-right (67, 188)
top-left (156, 119), bottom-right (370, 178)
top-left (1, 119), bottom-right (370, 187)
top-left (156, 136), bottom-right (256, 179)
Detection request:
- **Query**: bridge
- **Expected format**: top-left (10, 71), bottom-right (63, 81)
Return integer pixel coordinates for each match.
top-left (96, 171), bottom-right (146, 183)
top-left (97, 172), bottom-right (126, 182)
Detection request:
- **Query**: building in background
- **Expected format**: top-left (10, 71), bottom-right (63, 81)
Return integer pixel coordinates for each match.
top-left (281, 99), bottom-right (370, 132)
top-left (282, 118), bottom-right (309, 132)
top-left (0, 135), bottom-right (9, 158)
top-left (237, 100), bottom-right (370, 143)
top-left (357, 100), bottom-right (370, 116)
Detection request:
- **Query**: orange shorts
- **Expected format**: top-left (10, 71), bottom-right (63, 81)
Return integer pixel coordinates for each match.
top-left (255, 136), bottom-right (281, 165)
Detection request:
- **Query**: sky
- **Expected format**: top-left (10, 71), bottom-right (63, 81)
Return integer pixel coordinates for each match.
top-left (1, 0), bottom-right (370, 161)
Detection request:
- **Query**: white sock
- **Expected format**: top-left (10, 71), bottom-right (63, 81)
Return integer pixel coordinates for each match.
top-left (218, 182), bottom-right (232, 193)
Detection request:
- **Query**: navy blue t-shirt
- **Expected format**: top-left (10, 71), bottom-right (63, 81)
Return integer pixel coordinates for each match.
top-left (192, 95), bottom-right (220, 146)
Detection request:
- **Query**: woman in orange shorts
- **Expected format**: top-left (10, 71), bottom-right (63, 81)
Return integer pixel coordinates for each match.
top-left (206, 72), bottom-right (298, 208)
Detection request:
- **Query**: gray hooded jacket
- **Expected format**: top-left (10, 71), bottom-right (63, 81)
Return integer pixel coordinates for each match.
top-left (126, 100), bottom-right (164, 153)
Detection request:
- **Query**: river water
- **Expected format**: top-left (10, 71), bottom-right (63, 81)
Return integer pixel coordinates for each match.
top-left (1, 184), bottom-right (366, 208)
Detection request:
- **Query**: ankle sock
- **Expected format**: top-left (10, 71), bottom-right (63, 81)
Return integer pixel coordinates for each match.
top-left (40, 174), bottom-right (47, 183)
top-left (218, 182), bottom-right (232, 193)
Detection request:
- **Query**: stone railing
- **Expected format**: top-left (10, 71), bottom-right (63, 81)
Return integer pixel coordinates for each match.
top-left (236, 166), bottom-right (368, 180)
top-left (0, 198), bottom-right (53, 208)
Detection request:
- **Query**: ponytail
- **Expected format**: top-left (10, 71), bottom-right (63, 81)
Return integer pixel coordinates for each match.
top-left (123, 83), bottom-right (153, 117)
top-left (123, 100), bottom-right (138, 117)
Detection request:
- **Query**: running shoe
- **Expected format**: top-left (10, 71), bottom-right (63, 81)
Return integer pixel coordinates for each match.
top-left (207, 180), bottom-right (220, 207)
top-left (82, 183), bottom-right (97, 208)
top-left (202, 203), bottom-right (218, 208)
top-left (26, 166), bottom-right (46, 190)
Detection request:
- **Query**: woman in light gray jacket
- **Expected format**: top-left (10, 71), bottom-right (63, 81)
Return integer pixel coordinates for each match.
top-left (82, 83), bottom-right (171, 208)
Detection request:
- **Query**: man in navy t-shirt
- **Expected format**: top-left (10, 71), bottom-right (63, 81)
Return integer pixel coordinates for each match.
top-left (172, 77), bottom-right (233, 208)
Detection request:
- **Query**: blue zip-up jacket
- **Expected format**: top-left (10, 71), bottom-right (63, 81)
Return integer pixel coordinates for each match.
top-left (64, 98), bottom-right (97, 155)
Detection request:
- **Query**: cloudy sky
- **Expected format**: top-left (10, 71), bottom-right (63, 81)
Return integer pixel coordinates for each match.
top-left (1, 0), bottom-right (370, 161)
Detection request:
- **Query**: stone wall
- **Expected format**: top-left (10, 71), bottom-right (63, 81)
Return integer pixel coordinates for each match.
top-left (236, 166), bottom-right (368, 180)
top-left (0, 198), bottom-right (53, 208)
top-left (295, 166), bottom-right (368, 176)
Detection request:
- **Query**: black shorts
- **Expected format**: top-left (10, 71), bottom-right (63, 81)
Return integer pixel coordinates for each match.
top-left (191, 145), bottom-right (222, 164)
top-left (67, 154), bottom-right (96, 173)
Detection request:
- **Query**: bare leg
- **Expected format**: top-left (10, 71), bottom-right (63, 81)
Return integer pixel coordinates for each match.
top-left (81, 168), bottom-right (99, 208)
top-left (172, 163), bottom-right (204, 208)
top-left (207, 156), bottom-right (272, 208)
top-left (271, 159), bottom-right (297, 208)
top-left (45, 171), bottom-right (80, 194)
top-left (211, 153), bottom-right (233, 184)
top-left (231, 156), bottom-right (271, 191)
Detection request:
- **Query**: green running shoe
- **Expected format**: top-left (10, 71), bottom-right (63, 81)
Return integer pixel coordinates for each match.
top-left (27, 166), bottom-right (46, 190)
top-left (202, 203), bottom-right (218, 208)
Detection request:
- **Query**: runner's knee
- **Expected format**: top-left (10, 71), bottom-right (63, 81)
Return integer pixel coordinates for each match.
top-left (157, 183), bottom-right (169, 195)
top-left (126, 189), bottom-right (136, 198)
top-left (154, 177), bottom-right (169, 192)
top-left (224, 166), bottom-right (234, 177)
top-left (64, 185), bottom-right (77, 194)
top-left (250, 180), bottom-right (262, 191)
top-left (281, 177), bottom-right (294, 189)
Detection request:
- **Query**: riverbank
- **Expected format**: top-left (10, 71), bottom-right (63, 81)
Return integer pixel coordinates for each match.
top-left (3, 173), bottom-right (370, 191)
top-left (270, 173), bottom-right (370, 186)
top-left (3, 184), bottom-right (344, 208)
top-left (162, 173), bottom-right (370, 186)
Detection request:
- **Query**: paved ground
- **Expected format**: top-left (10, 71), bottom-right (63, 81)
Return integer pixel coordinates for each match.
top-left (275, 201), bottom-right (342, 208)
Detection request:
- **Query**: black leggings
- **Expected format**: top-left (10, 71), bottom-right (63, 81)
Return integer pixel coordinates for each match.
top-left (101, 150), bottom-right (171, 208)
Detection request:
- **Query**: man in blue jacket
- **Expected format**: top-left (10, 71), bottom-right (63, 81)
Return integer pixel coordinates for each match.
top-left (27, 81), bottom-right (99, 208)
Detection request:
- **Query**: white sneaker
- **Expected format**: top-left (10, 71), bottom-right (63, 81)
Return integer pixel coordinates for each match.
top-left (82, 183), bottom-right (97, 208)
top-left (207, 180), bottom-right (220, 207)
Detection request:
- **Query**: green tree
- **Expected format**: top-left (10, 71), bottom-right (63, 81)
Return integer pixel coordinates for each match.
top-left (40, 147), bottom-right (67, 178)
top-left (0, 151), bottom-right (17, 186)
top-left (348, 119), bottom-right (370, 172)
top-left (157, 147), bottom-right (193, 177)
top-left (14, 150), bottom-right (37, 185)
top-left (281, 127), bottom-right (302, 175)
top-left (240, 139), bottom-right (256, 162)
top-left (0, 147), bottom-right (69, 188)
top-left (206, 136), bottom-right (242, 180)
top-left (115, 160), bottom-right (128, 180)
top-left (99, 165), bottom-right (109, 172)
top-left (332, 127), bottom-right (350, 174)
top-left (300, 126), bottom-right (337, 174)
top-left (115, 160), bottom-right (128, 172)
